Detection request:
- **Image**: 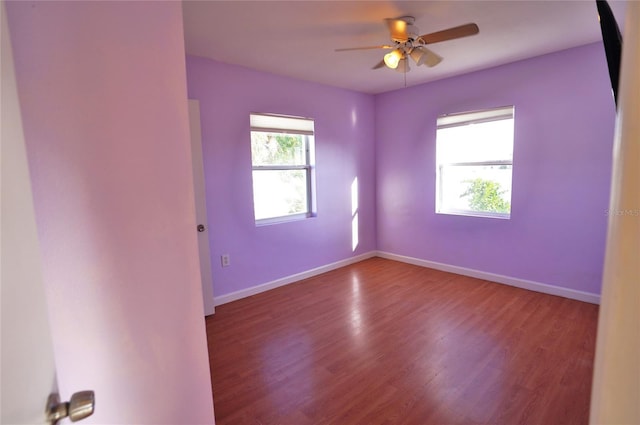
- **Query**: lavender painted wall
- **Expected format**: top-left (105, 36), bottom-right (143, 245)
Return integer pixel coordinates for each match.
top-left (7, 2), bottom-right (214, 423)
top-left (376, 43), bottom-right (615, 295)
top-left (186, 56), bottom-right (376, 298)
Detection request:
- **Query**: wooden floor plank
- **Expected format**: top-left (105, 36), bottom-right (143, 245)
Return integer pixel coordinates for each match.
top-left (206, 258), bottom-right (598, 425)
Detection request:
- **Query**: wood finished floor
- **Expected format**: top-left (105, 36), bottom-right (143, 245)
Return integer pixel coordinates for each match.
top-left (205, 258), bottom-right (599, 425)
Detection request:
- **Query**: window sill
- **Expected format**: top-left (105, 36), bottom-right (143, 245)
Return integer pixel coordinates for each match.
top-left (436, 209), bottom-right (511, 220)
top-left (255, 212), bottom-right (316, 226)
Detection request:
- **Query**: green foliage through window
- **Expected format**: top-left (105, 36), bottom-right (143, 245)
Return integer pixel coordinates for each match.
top-left (251, 132), bottom-right (305, 166)
top-left (460, 178), bottom-right (511, 213)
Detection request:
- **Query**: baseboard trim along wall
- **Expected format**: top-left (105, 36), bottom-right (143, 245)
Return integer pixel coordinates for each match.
top-left (213, 250), bottom-right (600, 306)
top-left (376, 251), bottom-right (601, 305)
top-left (213, 251), bottom-right (377, 306)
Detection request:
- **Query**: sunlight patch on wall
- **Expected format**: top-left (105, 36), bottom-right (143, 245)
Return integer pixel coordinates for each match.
top-left (351, 177), bottom-right (359, 251)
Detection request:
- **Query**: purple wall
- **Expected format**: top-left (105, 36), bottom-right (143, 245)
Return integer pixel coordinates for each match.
top-left (186, 56), bottom-right (377, 297)
top-left (376, 43), bottom-right (615, 295)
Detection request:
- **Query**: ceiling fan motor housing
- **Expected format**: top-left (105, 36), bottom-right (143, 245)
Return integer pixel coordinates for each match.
top-left (390, 16), bottom-right (419, 42)
top-left (405, 24), bottom-right (419, 41)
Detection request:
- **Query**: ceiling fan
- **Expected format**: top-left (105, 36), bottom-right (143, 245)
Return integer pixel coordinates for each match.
top-left (335, 17), bottom-right (479, 73)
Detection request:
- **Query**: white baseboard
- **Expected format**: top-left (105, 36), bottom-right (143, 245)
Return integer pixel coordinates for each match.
top-left (376, 251), bottom-right (601, 304)
top-left (213, 251), bottom-right (377, 306)
top-left (213, 250), bottom-right (600, 307)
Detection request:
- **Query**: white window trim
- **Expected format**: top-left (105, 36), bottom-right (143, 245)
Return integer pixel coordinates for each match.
top-left (437, 105), bottom-right (514, 129)
top-left (437, 208), bottom-right (511, 220)
top-left (435, 106), bottom-right (514, 219)
top-left (250, 113), bottom-right (314, 134)
top-left (250, 113), bottom-right (316, 225)
top-left (255, 212), bottom-right (311, 227)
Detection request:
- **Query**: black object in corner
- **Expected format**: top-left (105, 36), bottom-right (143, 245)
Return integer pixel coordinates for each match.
top-left (596, 0), bottom-right (622, 107)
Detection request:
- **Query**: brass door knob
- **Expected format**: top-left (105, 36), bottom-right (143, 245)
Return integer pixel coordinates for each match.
top-left (46, 390), bottom-right (95, 424)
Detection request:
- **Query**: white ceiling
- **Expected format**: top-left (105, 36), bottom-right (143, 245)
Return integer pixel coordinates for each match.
top-left (182, 1), bottom-right (627, 94)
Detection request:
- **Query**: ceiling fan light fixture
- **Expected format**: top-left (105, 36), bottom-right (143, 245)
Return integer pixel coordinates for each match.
top-left (409, 47), bottom-right (428, 66)
top-left (411, 46), bottom-right (443, 68)
top-left (383, 49), bottom-right (403, 69)
top-left (423, 49), bottom-right (443, 68)
top-left (395, 57), bottom-right (410, 73)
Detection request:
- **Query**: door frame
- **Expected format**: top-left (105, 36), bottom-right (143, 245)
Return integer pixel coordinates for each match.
top-left (188, 99), bottom-right (215, 315)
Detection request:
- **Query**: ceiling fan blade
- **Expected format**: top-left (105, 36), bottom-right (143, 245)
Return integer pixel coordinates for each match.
top-left (418, 23), bottom-right (479, 45)
top-left (372, 59), bottom-right (386, 70)
top-left (335, 45), bottom-right (394, 52)
top-left (385, 18), bottom-right (408, 42)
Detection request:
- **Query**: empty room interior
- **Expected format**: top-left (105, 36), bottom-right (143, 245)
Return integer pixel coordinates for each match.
top-left (2, 1), bottom-right (638, 425)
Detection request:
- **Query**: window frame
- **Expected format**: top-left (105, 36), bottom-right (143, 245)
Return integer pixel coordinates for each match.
top-left (250, 113), bottom-right (316, 225)
top-left (435, 106), bottom-right (515, 220)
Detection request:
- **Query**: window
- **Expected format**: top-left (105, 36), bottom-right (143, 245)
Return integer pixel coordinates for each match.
top-left (435, 106), bottom-right (515, 219)
top-left (250, 113), bottom-right (315, 224)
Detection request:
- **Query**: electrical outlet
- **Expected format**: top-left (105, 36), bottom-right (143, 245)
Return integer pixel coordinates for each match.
top-left (221, 254), bottom-right (230, 267)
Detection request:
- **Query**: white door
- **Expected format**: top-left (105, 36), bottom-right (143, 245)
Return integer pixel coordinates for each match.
top-left (188, 100), bottom-right (215, 316)
top-left (2, 4), bottom-right (63, 422)
top-left (3, 2), bottom-right (214, 423)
